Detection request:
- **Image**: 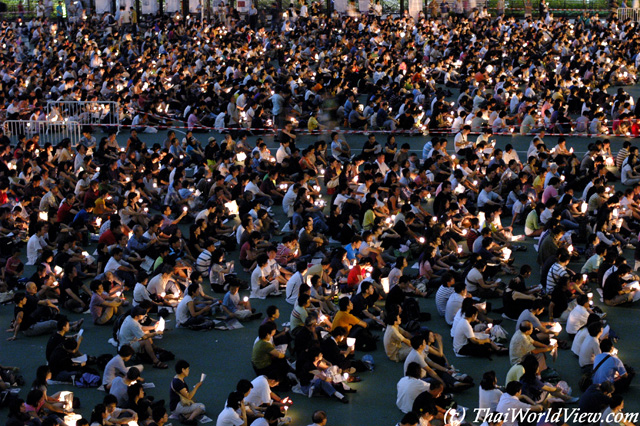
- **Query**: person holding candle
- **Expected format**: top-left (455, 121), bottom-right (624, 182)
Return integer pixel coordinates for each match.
top-left (170, 360), bottom-right (206, 425)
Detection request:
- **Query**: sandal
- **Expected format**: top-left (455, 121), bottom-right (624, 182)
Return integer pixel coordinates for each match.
top-left (153, 361), bottom-right (168, 369)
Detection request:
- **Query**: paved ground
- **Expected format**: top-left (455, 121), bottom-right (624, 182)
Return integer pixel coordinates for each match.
top-left (2, 115), bottom-right (640, 426)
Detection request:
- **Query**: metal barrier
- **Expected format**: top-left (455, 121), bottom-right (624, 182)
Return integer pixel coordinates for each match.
top-left (618, 7), bottom-right (640, 20)
top-left (2, 120), bottom-right (83, 146)
top-left (46, 100), bottom-right (121, 133)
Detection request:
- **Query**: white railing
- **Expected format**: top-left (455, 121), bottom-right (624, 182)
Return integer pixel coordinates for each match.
top-left (3, 120), bottom-right (83, 146)
top-left (618, 7), bottom-right (640, 20)
top-left (46, 100), bottom-right (121, 133)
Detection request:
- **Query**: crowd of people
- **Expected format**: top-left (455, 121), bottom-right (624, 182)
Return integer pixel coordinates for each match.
top-left (2, 1), bottom-right (640, 426)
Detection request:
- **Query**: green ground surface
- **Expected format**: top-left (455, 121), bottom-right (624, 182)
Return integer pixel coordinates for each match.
top-left (3, 93), bottom-right (640, 425)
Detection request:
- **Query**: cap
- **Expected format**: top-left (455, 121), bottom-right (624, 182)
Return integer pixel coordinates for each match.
top-left (208, 137), bottom-right (217, 142)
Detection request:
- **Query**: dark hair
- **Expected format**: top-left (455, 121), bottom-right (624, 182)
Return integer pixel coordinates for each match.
top-left (226, 391), bottom-right (243, 410)
top-left (406, 362), bottom-right (422, 379)
top-left (118, 344), bottom-right (135, 358)
top-left (505, 381), bottom-right (522, 396)
top-left (480, 371), bottom-right (497, 390)
top-left (175, 359), bottom-right (190, 374)
top-left (236, 379), bottom-right (253, 394)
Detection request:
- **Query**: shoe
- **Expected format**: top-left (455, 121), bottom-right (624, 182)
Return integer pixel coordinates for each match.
top-left (249, 312), bottom-right (263, 320)
top-left (335, 395), bottom-right (349, 404)
top-left (346, 376), bottom-right (361, 383)
top-left (567, 397), bottom-right (579, 404)
top-left (308, 385), bottom-right (315, 398)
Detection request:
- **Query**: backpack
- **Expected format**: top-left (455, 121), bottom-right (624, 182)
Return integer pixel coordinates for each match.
top-left (75, 372), bottom-right (101, 388)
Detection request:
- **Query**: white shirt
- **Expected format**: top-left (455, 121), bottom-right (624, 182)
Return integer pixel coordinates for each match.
top-left (26, 233), bottom-right (44, 265)
top-left (396, 376), bottom-right (429, 413)
top-left (578, 336), bottom-right (601, 367)
top-left (215, 407), bottom-right (244, 426)
top-left (104, 257), bottom-right (124, 275)
top-left (245, 375), bottom-right (272, 407)
top-left (496, 393), bottom-right (532, 426)
top-left (147, 274), bottom-right (168, 295)
top-left (132, 282), bottom-right (153, 307)
top-left (285, 272), bottom-right (304, 305)
top-left (465, 267), bottom-right (484, 293)
top-left (445, 292), bottom-right (465, 325)
top-left (566, 304), bottom-right (590, 335)
top-left (250, 266), bottom-right (267, 299)
top-left (176, 294), bottom-right (193, 326)
top-left (452, 318), bottom-right (475, 353)
top-left (479, 387), bottom-right (503, 414)
top-left (102, 355), bottom-right (129, 387)
top-left (403, 349), bottom-right (428, 375)
top-left (571, 326), bottom-right (590, 356)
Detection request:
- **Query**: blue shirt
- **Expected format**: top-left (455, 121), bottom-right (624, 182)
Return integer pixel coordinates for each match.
top-left (592, 353), bottom-right (625, 385)
top-left (72, 209), bottom-right (91, 226)
top-left (344, 243), bottom-right (358, 261)
top-left (222, 291), bottom-right (239, 313)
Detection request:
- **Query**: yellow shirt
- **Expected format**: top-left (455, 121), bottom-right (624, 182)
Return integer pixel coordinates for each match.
top-left (331, 310), bottom-right (360, 334)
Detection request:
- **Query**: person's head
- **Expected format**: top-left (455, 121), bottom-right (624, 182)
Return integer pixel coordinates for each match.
top-left (505, 381), bottom-right (523, 396)
top-left (338, 296), bottom-right (351, 312)
top-left (266, 305), bottom-right (279, 319)
top-left (90, 404), bottom-right (107, 425)
top-left (175, 359), bottom-right (190, 376)
top-left (258, 322), bottom-right (277, 340)
top-left (34, 365), bottom-right (51, 385)
top-left (226, 391), bottom-right (243, 410)
top-left (519, 321), bottom-right (533, 335)
top-left (125, 367), bottom-right (140, 382)
top-left (405, 362), bottom-right (422, 379)
top-left (480, 371), bottom-right (497, 390)
top-left (118, 344), bottom-right (135, 361)
top-left (298, 293), bottom-right (311, 308)
top-left (103, 395), bottom-right (118, 413)
top-left (311, 410), bottom-right (328, 426)
top-left (600, 338), bottom-right (614, 353)
top-left (410, 335), bottom-right (426, 351)
top-left (63, 339), bottom-right (78, 353)
top-left (152, 405), bottom-right (168, 425)
top-left (609, 393), bottom-right (624, 412)
top-left (399, 412), bottom-right (420, 426)
top-left (236, 379), bottom-right (253, 397)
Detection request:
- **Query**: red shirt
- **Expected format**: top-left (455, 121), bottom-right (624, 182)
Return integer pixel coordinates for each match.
top-left (347, 265), bottom-right (365, 288)
top-left (56, 201), bottom-right (73, 224)
top-left (98, 229), bottom-right (116, 246)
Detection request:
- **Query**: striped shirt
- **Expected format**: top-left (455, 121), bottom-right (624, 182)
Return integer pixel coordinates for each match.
top-left (546, 263), bottom-right (568, 294)
top-left (195, 249), bottom-right (213, 274)
top-left (435, 285), bottom-right (455, 317)
top-left (616, 148), bottom-right (629, 169)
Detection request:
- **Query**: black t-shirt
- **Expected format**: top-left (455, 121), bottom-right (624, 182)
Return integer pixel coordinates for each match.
top-left (393, 220), bottom-right (409, 236)
top-left (59, 276), bottom-right (81, 303)
top-left (550, 288), bottom-right (570, 317)
top-left (578, 383), bottom-right (611, 414)
top-left (385, 285), bottom-right (407, 313)
top-left (49, 346), bottom-right (76, 378)
top-left (169, 378), bottom-right (188, 411)
top-left (14, 305), bottom-right (35, 331)
top-left (46, 333), bottom-right (72, 362)
top-left (603, 274), bottom-right (624, 301)
top-left (350, 293), bottom-right (371, 319)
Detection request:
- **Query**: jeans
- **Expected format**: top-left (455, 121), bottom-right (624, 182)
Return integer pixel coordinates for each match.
top-left (560, 219), bottom-right (580, 231)
top-left (301, 378), bottom-right (337, 397)
top-left (23, 320), bottom-right (58, 337)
